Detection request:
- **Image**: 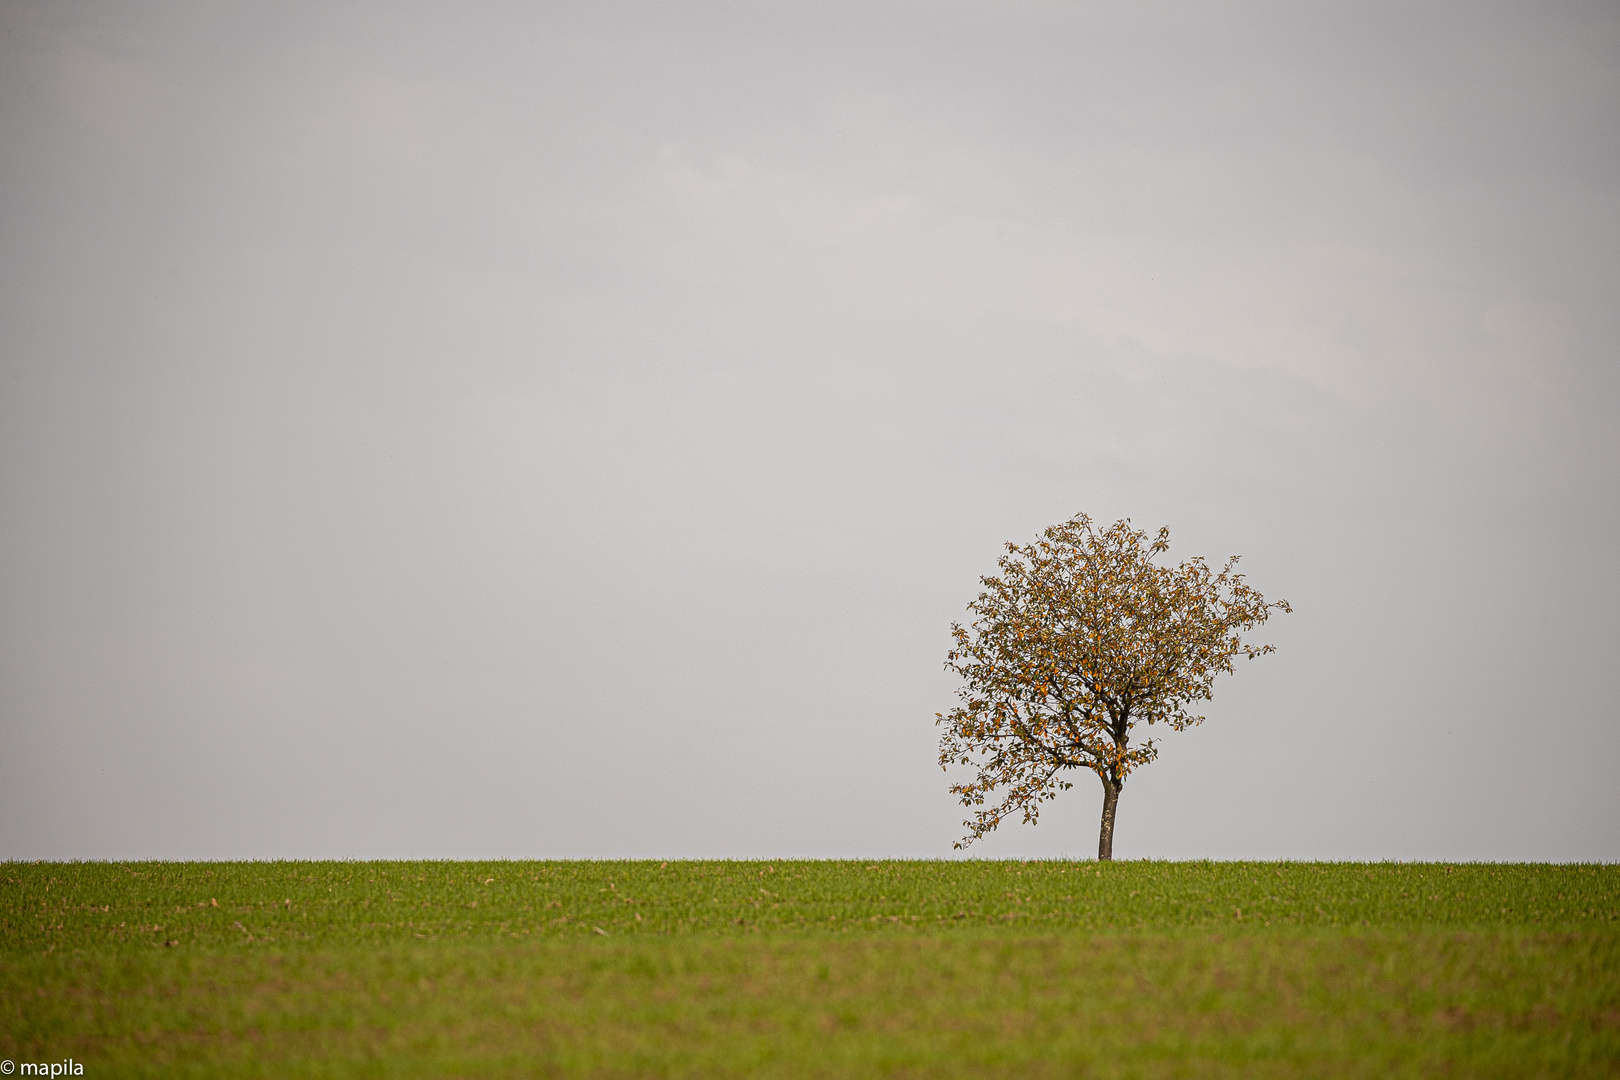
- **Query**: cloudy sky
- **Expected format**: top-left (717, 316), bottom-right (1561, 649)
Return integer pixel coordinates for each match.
top-left (2, 0), bottom-right (1616, 862)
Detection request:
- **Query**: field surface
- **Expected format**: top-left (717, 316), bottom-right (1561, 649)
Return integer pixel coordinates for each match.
top-left (2, 859), bottom-right (1617, 1077)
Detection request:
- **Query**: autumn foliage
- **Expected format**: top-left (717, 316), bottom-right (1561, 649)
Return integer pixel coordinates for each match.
top-left (937, 514), bottom-right (1290, 858)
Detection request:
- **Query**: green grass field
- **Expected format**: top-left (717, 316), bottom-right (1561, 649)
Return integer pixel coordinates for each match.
top-left (3, 859), bottom-right (1616, 1077)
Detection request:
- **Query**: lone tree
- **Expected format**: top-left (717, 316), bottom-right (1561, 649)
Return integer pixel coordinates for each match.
top-left (937, 513), bottom-right (1290, 859)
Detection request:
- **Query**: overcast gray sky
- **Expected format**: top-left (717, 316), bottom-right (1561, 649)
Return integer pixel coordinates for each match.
top-left (2, 0), bottom-right (1616, 862)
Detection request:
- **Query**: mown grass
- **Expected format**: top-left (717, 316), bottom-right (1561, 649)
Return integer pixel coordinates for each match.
top-left (3, 860), bottom-right (1617, 1077)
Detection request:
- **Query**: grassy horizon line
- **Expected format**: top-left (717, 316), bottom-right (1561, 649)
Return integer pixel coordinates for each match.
top-left (3, 858), bottom-right (1616, 1077)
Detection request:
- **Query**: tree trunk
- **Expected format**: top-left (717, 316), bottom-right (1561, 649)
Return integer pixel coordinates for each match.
top-left (1097, 778), bottom-right (1121, 861)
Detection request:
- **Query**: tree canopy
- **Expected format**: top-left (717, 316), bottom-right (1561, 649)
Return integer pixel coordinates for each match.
top-left (937, 513), bottom-right (1290, 858)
